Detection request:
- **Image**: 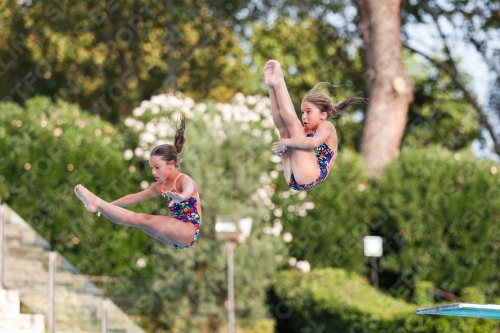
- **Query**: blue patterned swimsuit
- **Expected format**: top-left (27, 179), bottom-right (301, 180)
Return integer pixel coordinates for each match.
top-left (289, 130), bottom-right (335, 191)
top-left (161, 174), bottom-right (202, 249)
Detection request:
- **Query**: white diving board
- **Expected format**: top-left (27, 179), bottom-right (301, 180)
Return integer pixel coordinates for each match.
top-left (416, 303), bottom-right (500, 319)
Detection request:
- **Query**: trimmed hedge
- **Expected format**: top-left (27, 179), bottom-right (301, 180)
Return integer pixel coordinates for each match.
top-left (273, 146), bottom-right (500, 300)
top-left (270, 268), bottom-right (499, 332)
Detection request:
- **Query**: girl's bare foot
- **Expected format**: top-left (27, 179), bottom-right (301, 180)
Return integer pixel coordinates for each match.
top-left (270, 59), bottom-right (285, 81)
top-left (74, 184), bottom-right (99, 212)
top-left (264, 60), bottom-right (280, 88)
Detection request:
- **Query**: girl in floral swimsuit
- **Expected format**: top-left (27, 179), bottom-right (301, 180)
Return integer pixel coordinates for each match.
top-left (74, 114), bottom-right (202, 249)
top-left (161, 173), bottom-right (201, 249)
top-left (264, 59), bottom-right (365, 190)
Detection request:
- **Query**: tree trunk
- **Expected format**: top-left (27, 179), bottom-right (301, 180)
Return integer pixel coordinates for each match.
top-left (356, 0), bottom-right (414, 176)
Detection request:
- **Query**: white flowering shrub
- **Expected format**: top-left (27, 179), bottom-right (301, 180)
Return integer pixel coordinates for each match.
top-left (123, 92), bottom-right (319, 247)
top-left (119, 92), bottom-right (293, 330)
top-left (0, 96), bottom-right (157, 278)
top-left (122, 92), bottom-right (279, 213)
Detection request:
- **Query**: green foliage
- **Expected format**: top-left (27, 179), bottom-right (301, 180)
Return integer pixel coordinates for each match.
top-left (370, 147), bottom-right (500, 300)
top-left (400, 0), bottom-right (496, 153)
top-left (461, 286), bottom-right (485, 304)
top-left (102, 93), bottom-right (288, 331)
top-left (0, 0), bottom-right (257, 121)
top-left (402, 53), bottom-right (481, 150)
top-left (249, 17), bottom-right (367, 152)
top-left (271, 145), bottom-right (500, 304)
top-left (412, 281), bottom-right (434, 306)
top-left (267, 148), bottom-right (371, 273)
top-left (0, 94), bottom-right (287, 332)
top-left (270, 268), bottom-right (499, 333)
top-left (0, 96), bottom-right (153, 278)
top-left (242, 319), bottom-right (275, 333)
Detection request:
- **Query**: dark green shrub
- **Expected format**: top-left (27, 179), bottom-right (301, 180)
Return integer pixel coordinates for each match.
top-left (270, 268), bottom-right (499, 333)
top-left (0, 96), bottom-right (151, 277)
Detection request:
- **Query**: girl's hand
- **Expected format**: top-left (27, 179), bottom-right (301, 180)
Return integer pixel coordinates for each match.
top-left (272, 140), bottom-right (288, 156)
top-left (165, 191), bottom-right (184, 207)
top-left (273, 147), bottom-right (288, 157)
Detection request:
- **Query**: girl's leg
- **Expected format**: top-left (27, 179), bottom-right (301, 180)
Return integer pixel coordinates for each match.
top-left (74, 185), bottom-right (195, 247)
top-left (269, 89), bottom-right (290, 138)
top-left (271, 88), bottom-right (293, 182)
top-left (268, 60), bottom-right (320, 184)
top-left (265, 60), bottom-right (293, 182)
top-left (267, 60), bottom-right (306, 138)
top-left (265, 60), bottom-right (290, 138)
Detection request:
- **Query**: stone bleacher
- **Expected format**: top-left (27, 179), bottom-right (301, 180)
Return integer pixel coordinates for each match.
top-left (0, 289), bottom-right (45, 333)
top-left (1, 204), bottom-right (147, 333)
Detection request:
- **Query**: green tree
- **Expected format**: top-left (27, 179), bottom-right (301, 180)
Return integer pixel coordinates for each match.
top-left (402, 53), bottom-right (481, 150)
top-left (0, 0), bottom-right (260, 122)
top-left (400, 0), bottom-right (500, 155)
top-left (270, 145), bottom-right (500, 302)
top-left (270, 268), bottom-right (499, 333)
top-left (249, 14), bottom-right (480, 153)
top-left (369, 147), bottom-right (500, 301)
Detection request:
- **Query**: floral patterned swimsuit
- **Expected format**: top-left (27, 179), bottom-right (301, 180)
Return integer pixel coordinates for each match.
top-left (289, 130), bottom-right (335, 191)
top-left (161, 174), bottom-right (202, 249)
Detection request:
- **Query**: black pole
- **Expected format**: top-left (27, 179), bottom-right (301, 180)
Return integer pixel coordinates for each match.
top-left (371, 257), bottom-right (379, 289)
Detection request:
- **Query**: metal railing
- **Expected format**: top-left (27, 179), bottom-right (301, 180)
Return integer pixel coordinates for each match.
top-left (1, 202), bottom-right (4, 290)
top-left (0, 203), bottom-right (146, 333)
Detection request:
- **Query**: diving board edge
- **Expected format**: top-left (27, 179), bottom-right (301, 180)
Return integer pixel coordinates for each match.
top-left (417, 303), bottom-right (500, 319)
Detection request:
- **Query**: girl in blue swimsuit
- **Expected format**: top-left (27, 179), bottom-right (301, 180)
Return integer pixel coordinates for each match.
top-left (74, 114), bottom-right (202, 249)
top-left (264, 59), bottom-right (365, 190)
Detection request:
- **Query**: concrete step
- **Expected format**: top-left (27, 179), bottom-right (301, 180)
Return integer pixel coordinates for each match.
top-left (7, 273), bottom-right (101, 297)
top-left (12, 290), bottom-right (102, 332)
top-left (0, 289), bottom-right (45, 333)
top-left (5, 256), bottom-right (46, 272)
top-left (5, 245), bottom-right (50, 262)
top-left (16, 293), bottom-right (47, 316)
top-left (1, 204), bottom-right (146, 333)
top-left (49, 290), bottom-right (101, 332)
top-left (3, 216), bottom-right (50, 250)
top-left (6, 281), bottom-right (144, 333)
top-left (0, 314), bottom-right (45, 333)
top-left (0, 290), bottom-right (21, 315)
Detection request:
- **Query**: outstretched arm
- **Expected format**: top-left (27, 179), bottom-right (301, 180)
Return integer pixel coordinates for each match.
top-left (110, 185), bottom-right (159, 207)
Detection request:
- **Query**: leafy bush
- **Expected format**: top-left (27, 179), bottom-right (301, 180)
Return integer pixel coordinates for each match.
top-left (270, 268), bottom-right (499, 333)
top-left (265, 148), bottom-right (371, 274)
top-left (242, 319), bottom-right (276, 333)
top-left (0, 96), bottom-right (152, 278)
top-left (119, 92), bottom-right (288, 331)
top-left (272, 145), bottom-right (500, 302)
top-left (370, 147), bottom-right (500, 300)
top-left (1, 93), bottom-right (288, 331)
